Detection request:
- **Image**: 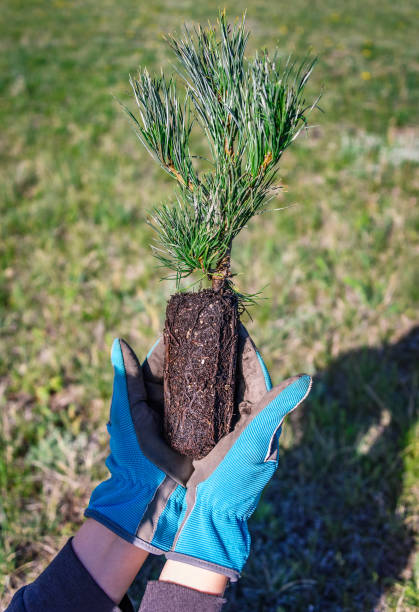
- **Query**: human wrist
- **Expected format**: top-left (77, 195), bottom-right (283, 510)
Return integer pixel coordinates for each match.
top-left (159, 559), bottom-right (228, 596)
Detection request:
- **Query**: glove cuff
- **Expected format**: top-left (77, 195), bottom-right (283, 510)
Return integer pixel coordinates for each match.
top-left (164, 550), bottom-right (240, 582)
top-left (84, 508), bottom-right (167, 555)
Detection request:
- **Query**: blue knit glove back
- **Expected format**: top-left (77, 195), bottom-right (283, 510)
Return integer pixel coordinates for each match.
top-left (85, 338), bottom-right (193, 553)
top-left (165, 328), bottom-right (312, 580)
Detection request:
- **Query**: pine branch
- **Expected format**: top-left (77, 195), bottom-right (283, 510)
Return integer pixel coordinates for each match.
top-left (126, 11), bottom-right (320, 299)
top-left (126, 69), bottom-right (198, 190)
top-left (165, 13), bottom-right (248, 162)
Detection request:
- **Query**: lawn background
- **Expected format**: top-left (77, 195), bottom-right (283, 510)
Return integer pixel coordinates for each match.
top-left (1, 0), bottom-right (418, 610)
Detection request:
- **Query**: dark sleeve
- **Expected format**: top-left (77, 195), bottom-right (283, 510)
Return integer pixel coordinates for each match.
top-left (138, 580), bottom-right (226, 612)
top-left (5, 539), bottom-right (134, 612)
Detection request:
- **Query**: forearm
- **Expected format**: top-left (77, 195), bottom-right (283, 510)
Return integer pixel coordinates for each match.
top-left (5, 525), bottom-right (141, 612)
top-left (73, 522), bottom-right (228, 611)
top-left (159, 559), bottom-right (228, 596)
top-left (72, 519), bottom-right (148, 604)
top-left (137, 561), bottom-right (227, 612)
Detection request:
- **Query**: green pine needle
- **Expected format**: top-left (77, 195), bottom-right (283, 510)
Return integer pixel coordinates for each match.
top-left (125, 11), bottom-right (320, 301)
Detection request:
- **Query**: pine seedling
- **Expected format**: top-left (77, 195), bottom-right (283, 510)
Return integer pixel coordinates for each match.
top-left (123, 12), bottom-right (319, 458)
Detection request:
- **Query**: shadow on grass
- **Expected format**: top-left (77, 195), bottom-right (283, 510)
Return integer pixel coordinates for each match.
top-left (130, 326), bottom-right (418, 611)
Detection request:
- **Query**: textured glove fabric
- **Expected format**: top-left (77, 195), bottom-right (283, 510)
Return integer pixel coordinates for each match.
top-left (85, 338), bottom-right (190, 554)
top-left (165, 330), bottom-right (312, 580)
top-left (139, 581), bottom-right (226, 612)
top-left (85, 327), bottom-right (310, 575)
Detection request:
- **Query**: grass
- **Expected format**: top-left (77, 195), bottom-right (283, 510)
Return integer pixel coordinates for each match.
top-left (1, 0), bottom-right (418, 609)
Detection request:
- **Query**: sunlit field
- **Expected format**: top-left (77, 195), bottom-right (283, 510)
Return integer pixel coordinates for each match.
top-left (1, 1), bottom-right (418, 609)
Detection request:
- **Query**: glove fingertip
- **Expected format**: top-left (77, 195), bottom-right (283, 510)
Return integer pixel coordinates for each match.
top-left (287, 374), bottom-right (312, 414)
top-left (298, 373), bottom-right (313, 397)
top-left (111, 338), bottom-right (123, 366)
top-left (255, 350), bottom-right (273, 391)
top-left (146, 337), bottom-right (161, 361)
top-left (263, 375), bottom-right (312, 463)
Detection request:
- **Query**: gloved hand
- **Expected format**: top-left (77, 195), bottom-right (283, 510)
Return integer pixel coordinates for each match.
top-left (86, 325), bottom-right (311, 577)
top-left (84, 337), bottom-right (194, 554)
top-left (159, 325), bottom-right (312, 581)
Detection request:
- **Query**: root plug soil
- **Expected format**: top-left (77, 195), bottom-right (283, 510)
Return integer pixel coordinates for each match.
top-left (163, 288), bottom-right (239, 459)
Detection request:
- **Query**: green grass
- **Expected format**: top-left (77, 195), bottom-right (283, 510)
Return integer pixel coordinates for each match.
top-left (1, 1), bottom-right (418, 609)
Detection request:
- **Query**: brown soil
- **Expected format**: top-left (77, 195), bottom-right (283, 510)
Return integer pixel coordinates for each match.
top-left (163, 288), bottom-right (239, 459)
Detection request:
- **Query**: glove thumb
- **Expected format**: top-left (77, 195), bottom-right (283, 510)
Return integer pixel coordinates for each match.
top-left (113, 338), bottom-right (193, 486)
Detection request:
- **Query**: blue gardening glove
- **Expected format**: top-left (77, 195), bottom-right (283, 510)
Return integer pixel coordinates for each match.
top-left (85, 338), bottom-right (193, 553)
top-left (163, 325), bottom-right (312, 581)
